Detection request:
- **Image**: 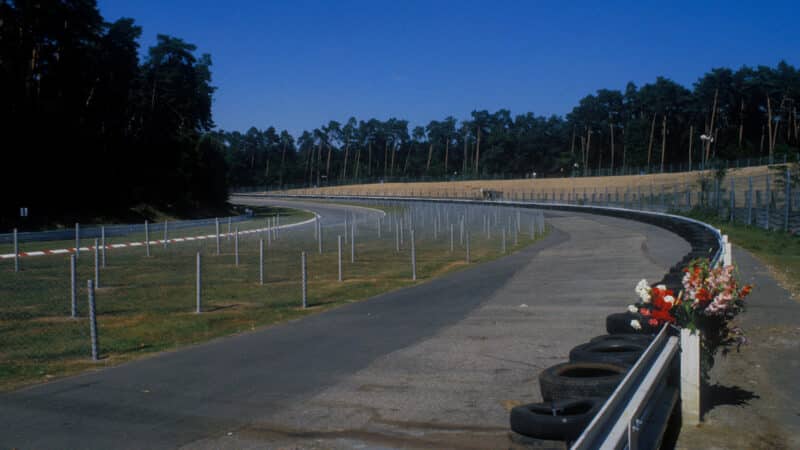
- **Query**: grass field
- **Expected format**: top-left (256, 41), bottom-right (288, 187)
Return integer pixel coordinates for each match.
top-left (0, 201), bottom-right (545, 391)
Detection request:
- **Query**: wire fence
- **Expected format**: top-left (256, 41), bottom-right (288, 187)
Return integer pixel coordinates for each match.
top-left (277, 163), bottom-right (799, 235)
top-left (0, 200), bottom-right (545, 391)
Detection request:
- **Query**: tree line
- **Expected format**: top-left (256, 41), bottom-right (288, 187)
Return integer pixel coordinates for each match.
top-left (2, 1), bottom-right (798, 230)
top-left (1, 0), bottom-right (225, 229)
top-left (224, 62), bottom-right (800, 190)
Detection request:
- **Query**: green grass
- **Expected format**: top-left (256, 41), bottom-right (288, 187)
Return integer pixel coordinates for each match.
top-left (0, 202), bottom-right (545, 391)
top-left (682, 208), bottom-right (800, 300)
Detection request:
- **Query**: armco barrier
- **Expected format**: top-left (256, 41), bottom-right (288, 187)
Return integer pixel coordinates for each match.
top-left (235, 192), bottom-right (725, 449)
top-left (0, 215), bottom-right (251, 244)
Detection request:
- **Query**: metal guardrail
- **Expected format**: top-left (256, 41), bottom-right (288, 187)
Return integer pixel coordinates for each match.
top-left (234, 192), bottom-right (726, 449)
top-left (0, 215), bottom-right (251, 244)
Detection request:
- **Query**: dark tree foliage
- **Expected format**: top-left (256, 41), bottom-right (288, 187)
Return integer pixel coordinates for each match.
top-left (2, 2), bottom-right (799, 228)
top-left (1, 0), bottom-right (224, 229)
top-left (225, 63), bottom-right (800, 190)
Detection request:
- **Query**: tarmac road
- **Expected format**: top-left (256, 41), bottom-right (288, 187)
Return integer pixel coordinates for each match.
top-left (0, 198), bottom-right (691, 449)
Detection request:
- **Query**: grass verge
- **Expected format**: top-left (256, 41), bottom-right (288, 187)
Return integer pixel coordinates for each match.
top-left (682, 209), bottom-right (800, 300)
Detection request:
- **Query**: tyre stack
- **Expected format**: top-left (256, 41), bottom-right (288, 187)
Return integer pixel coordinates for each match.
top-left (509, 218), bottom-right (717, 445)
top-left (509, 334), bottom-right (653, 445)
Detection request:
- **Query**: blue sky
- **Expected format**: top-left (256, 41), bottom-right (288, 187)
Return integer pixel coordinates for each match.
top-left (98, 0), bottom-right (799, 136)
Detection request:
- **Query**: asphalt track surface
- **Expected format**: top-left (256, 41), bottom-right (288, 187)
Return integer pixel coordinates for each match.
top-left (1, 198), bottom-right (693, 449)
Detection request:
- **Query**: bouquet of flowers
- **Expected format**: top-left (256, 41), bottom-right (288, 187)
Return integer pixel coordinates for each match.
top-left (629, 280), bottom-right (679, 331)
top-left (629, 258), bottom-right (753, 380)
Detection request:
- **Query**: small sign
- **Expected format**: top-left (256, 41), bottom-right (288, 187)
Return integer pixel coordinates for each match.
top-left (20, 207), bottom-right (29, 217)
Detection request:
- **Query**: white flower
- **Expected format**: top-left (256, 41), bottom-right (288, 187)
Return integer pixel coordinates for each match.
top-left (656, 284), bottom-right (667, 291)
top-left (635, 279), bottom-right (649, 294)
top-left (630, 319), bottom-right (642, 330)
top-left (628, 305), bottom-right (639, 313)
top-left (635, 279), bottom-right (651, 303)
top-left (663, 295), bottom-right (675, 305)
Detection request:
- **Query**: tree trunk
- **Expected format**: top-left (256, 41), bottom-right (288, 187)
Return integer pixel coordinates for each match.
top-left (444, 137), bottom-right (449, 174)
top-left (621, 128), bottom-right (626, 171)
top-left (341, 143), bottom-right (349, 180)
top-left (306, 145), bottom-right (314, 186)
top-left (570, 126), bottom-right (576, 156)
top-left (403, 144), bottom-right (412, 174)
top-left (325, 145), bottom-right (332, 182)
top-left (688, 125), bottom-right (694, 170)
top-left (317, 144), bottom-right (322, 186)
top-left (738, 99), bottom-right (744, 149)
top-left (462, 134), bottom-right (468, 175)
top-left (474, 127), bottom-right (481, 175)
top-left (279, 142), bottom-right (286, 187)
top-left (760, 124), bottom-right (765, 154)
top-left (354, 146), bottom-right (361, 180)
top-left (383, 141), bottom-right (389, 177)
top-left (705, 89), bottom-right (718, 164)
top-left (609, 121), bottom-right (615, 172)
top-left (767, 96), bottom-right (774, 155)
top-left (390, 143), bottom-right (396, 176)
top-left (426, 143), bottom-right (433, 172)
top-left (265, 159), bottom-right (270, 179)
top-left (660, 114), bottom-right (667, 173)
top-left (647, 113), bottom-right (656, 168)
top-left (585, 127), bottom-right (591, 176)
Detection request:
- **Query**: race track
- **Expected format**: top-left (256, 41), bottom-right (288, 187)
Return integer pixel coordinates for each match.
top-left (0, 198), bottom-right (691, 449)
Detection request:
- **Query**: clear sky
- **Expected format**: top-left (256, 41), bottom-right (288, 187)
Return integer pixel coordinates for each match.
top-left (98, 0), bottom-right (798, 136)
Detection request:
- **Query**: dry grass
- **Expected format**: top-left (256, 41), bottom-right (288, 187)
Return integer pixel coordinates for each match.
top-left (279, 165), bottom-right (774, 200)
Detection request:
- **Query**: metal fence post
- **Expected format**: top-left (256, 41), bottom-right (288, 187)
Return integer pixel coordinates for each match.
top-left (234, 226), bottom-right (240, 266)
top-left (338, 235), bottom-right (343, 282)
top-left (301, 252), bottom-right (308, 308)
top-left (163, 220), bottom-right (168, 248)
top-left (318, 220), bottom-right (323, 254)
top-left (448, 223), bottom-right (453, 253)
top-left (465, 230), bottom-right (470, 263)
top-left (75, 222), bottom-right (80, 258)
top-left (259, 239), bottom-right (265, 285)
top-left (93, 239), bottom-right (100, 289)
top-left (215, 218), bottom-right (221, 255)
top-left (70, 254), bottom-right (77, 318)
top-left (145, 220), bottom-right (151, 256)
top-left (745, 177), bottom-right (753, 226)
top-left (411, 229), bottom-right (417, 280)
top-left (13, 228), bottom-right (19, 272)
top-left (350, 221), bottom-right (356, 263)
top-left (765, 174), bottom-right (771, 230)
top-left (101, 226), bottom-right (106, 268)
top-left (196, 252), bottom-right (202, 313)
top-left (729, 178), bottom-right (736, 222)
top-left (87, 279), bottom-right (99, 361)
top-left (786, 167), bottom-right (792, 232)
top-left (395, 220), bottom-right (400, 253)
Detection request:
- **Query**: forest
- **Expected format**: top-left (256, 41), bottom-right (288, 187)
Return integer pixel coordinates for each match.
top-left (224, 65), bottom-right (800, 190)
top-left (2, 1), bottom-right (799, 229)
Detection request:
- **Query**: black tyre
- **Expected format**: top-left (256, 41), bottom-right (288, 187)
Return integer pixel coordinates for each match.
top-left (569, 340), bottom-right (647, 366)
top-left (539, 362), bottom-right (628, 401)
top-left (510, 397), bottom-right (604, 441)
top-left (606, 312), bottom-right (655, 335)
top-left (589, 333), bottom-right (653, 345)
